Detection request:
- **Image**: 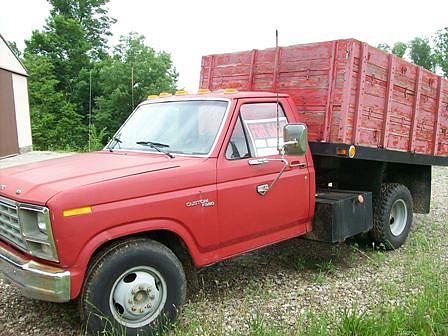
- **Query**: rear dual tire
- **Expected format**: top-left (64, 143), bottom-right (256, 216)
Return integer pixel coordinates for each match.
top-left (371, 183), bottom-right (413, 250)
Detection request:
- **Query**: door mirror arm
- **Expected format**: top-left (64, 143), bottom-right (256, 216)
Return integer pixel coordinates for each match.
top-left (248, 157), bottom-right (290, 196)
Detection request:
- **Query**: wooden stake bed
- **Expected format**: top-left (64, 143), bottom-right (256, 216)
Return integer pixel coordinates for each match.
top-left (200, 39), bottom-right (448, 160)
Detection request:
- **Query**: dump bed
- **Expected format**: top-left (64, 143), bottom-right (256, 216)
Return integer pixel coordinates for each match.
top-left (200, 39), bottom-right (448, 159)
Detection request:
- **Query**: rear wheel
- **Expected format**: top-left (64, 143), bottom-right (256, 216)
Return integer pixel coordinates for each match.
top-left (371, 183), bottom-right (413, 250)
top-left (81, 238), bottom-right (186, 336)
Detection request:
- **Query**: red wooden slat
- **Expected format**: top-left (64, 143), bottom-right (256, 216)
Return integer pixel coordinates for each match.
top-left (207, 55), bottom-right (215, 90)
top-left (338, 40), bottom-right (355, 142)
top-left (409, 66), bottom-right (422, 152)
top-left (382, 54), bottom-right (396, 148)
top-left (322, 41), bottom-right (337, 142)
top-left (248, 49), bottom-right (257, 90)
top-left (352, 42), bottom-right (369, 144)
top-left (272, 47), bottom-right (282, 92)
top-left (433, 76), bottom-right (444, 155)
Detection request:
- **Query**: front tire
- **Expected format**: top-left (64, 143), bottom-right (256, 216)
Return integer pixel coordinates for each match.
top-left (371, 183), bottom-right (413, 250)
top-left (81, 238), bottom-right (186, 336)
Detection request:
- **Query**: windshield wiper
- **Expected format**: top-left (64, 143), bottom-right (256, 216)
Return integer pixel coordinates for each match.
top-left (136, 141), bottom-right (174, 158)
top-left (108, 135), bottom-right (122, 152)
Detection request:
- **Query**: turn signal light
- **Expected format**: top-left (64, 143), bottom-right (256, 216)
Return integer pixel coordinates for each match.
top-left (63, 206), bottom-right (92, 217)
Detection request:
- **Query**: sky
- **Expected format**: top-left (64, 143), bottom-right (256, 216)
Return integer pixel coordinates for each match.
top-left (1, 0), bottom-right (447, 91)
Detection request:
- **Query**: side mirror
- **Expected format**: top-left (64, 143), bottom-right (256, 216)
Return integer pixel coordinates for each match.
top-left (283, 123), bottom-right (308, 156)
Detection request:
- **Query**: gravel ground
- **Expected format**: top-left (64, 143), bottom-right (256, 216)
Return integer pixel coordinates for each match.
top-left (0, 152), bottom-right (446, 335)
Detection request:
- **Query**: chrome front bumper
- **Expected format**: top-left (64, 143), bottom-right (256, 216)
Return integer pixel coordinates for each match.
top-left (0, 244), bottom-right (70, 302)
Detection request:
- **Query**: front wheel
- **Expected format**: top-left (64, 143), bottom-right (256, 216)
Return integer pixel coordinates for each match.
top-left (371, 183), bottom-right (413, 250)
top-left (81, 238), bottom-right (186, 336)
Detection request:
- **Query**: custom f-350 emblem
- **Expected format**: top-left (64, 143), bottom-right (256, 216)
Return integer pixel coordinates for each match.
top-left (185, 199), bottom-right (215, 208)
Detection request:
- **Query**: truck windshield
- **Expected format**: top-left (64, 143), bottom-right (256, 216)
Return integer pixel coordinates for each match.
top-left (111, 100), bottom-right (228, 156)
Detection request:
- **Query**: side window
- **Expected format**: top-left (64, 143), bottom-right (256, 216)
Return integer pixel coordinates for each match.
top-left (240, 103), bottom-right (288, 157)
top-left (225, 116), bottom-right (250, 160)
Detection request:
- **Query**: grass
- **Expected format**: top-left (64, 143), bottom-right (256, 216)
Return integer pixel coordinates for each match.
top-left (171, 260), bottom-right (447, 336)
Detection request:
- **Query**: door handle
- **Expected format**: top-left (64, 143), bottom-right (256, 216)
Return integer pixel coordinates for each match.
top-left (248, 158), bottom-right (269, 166)
top-left (290, 162), bottom-right (307, 169)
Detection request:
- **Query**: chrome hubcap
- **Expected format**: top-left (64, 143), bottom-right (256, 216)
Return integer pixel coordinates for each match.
top-left (109, 266), bottom-right (167, 328)
top-left (389, 199), bottom-right (407, 236)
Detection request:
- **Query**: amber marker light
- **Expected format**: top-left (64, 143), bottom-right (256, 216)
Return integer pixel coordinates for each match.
top-left (63, 206), bottom-right (92, 217)
top-left (159, 92), bottom-right (172, 97)
top-left (223, 88), bottom-right (238, 93)
top-left (197, 89), bottom-right (211, 94)
top-left (336, 148), bottom-right (348, 156)
top-left (175, 90), bottom-right (188, 95)
top-left (348, 145), bottom-right (356, 158)
top-left (147, 95), bottom-right (158, 99)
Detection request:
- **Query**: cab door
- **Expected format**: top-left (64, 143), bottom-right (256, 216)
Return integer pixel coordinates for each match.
top-left (216, 98), bottom-right (310, 253)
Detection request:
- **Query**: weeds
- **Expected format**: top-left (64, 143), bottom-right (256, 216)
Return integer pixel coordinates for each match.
top-left (294, 257), bottom-right (306, 271)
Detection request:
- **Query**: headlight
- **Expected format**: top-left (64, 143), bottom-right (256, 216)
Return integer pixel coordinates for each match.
top-left (18, 205), bottom-right (59, 262)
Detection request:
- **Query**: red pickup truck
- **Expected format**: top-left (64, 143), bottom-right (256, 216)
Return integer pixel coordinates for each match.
top-left (0, 39), bottom-right (447, 335)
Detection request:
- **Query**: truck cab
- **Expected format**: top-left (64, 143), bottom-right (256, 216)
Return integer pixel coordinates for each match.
top-left (0, 90), bottom-right (317, 335)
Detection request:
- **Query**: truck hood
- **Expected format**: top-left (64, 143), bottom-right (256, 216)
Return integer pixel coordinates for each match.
top-left (0, 151), bottom-right (194, 204)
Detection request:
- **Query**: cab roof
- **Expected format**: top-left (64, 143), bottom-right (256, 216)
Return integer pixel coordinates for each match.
top-left (141, 91), bottom-right (289, 104)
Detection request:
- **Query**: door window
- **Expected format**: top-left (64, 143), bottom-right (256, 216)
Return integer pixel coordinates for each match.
top-left (225, 103), bottom-right (288, 159)
top-left (225, 116), bottom-right (250, 160)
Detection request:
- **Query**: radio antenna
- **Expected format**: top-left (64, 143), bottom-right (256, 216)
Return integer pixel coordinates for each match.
top-left (88, 69), bottom-right (92, 152)
top-left (274, 29), bottom-right (280, 152)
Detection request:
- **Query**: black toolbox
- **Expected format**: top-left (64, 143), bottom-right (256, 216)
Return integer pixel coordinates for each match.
top-left (306, 189), bottom-right (373, 243)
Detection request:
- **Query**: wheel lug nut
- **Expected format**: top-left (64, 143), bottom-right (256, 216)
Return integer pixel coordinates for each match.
top-left (146, 288), bottom-right (152, 293)
top-left (146, 304), bottom-right (152, 309)
top-left (139, 308), bottom-right (144, 313)
top-left (131, 289), bottom-right (136, 295)
top-left (128, 298), bottom-right (133, 304)
top-left (131, 306), bottom-right (136, 312)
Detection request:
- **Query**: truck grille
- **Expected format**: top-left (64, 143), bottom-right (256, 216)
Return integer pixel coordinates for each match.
top-left (0, 196), bottom-right (27, 250)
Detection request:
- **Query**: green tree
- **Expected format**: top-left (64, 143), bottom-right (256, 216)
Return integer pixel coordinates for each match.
top-left (48, 0), bottom-right (115, 59)
top-left (434, 27), bottom-right (448, 77)
top-left (24, 0), bottom-right (115, 116)
top-left (376, 42), bottom-right (407, 58)
top-left (23, 0), bottom-right (115, 150)
top-left (24, 54), bottom-right (87, 150)
top-left (392, 42), bottom-right (407, 58)
top-left (7, 41), bottom-right (21, 58)
top-left (409, 37), bottom-right (435, 71)
top-left (377, 43), bottom-right (391, 52)
top-left (93, 33), bottom-right (178, 137)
